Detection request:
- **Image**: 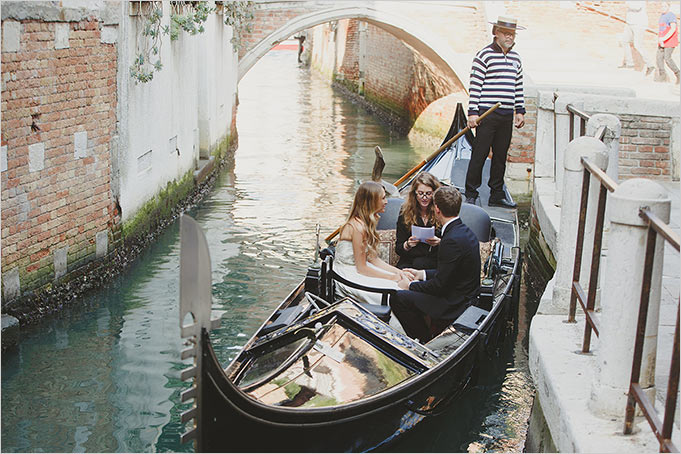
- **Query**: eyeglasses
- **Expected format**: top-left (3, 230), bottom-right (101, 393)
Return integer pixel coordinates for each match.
top-left (415, 191), bottom-right (433, 198)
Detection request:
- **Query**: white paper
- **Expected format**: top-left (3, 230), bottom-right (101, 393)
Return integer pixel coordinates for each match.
top-left (411, 225), bottom-right (435, 243)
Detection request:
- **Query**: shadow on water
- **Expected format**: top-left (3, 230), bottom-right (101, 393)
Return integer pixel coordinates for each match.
top-left (1, 48), bottom-right (552, 453)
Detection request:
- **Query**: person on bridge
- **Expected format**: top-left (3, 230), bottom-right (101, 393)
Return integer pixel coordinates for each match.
top-left (294, 34), bottom-right (306, 63)
top-left (618, 1), bottom-right (656, 75)
top-left (464, 16), bottom-right (526, 209)
top-left (655, 1), bottom-right (680, 84)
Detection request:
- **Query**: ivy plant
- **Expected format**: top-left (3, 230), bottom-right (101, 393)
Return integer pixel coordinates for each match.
top-left (221, 1), bottom-right (255, 50)
top-left (130, 1), bottom-right (256, 84)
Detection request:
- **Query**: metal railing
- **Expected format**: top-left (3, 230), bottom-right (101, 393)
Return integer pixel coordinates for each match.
top-left (563, 105), bottom-right (679, 451)
top-left (566, 104), bottom-right (607, 142)
top-left (566, 156), bottom-right (617, 352)
top-left (567, 104), bottom-right (589, 141)
top-left (624, 209), bottom-right (680, 453)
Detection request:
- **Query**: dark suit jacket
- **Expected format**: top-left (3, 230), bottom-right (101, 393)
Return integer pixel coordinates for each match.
top-left (405, 217), bottom-right (481, 319)
top-left (395, 213), bottom-right (440, 270)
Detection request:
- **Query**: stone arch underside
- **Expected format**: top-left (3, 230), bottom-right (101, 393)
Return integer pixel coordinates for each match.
top-left (238, 5), bottom-right (471, 93)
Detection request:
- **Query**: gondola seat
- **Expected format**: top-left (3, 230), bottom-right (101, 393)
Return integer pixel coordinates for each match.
top-left (321, 255), bottom-right (394, 323)
top-left (324, 196), bottom-right (494, 331)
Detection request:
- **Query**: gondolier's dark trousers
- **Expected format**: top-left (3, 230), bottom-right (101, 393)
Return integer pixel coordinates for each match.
top-left (465, 110), bottom-right (514, 200)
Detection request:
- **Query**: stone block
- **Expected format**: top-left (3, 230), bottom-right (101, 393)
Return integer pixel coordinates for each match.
top-left (1, 145), bottom-right (7, 172)
top-left (54, 23), bottom-right (70, 49)
top-left (1, 315), bottom-right (20, 349)
top-left (2, 268), bottom-right (20, 301)
top-left (2, 21), bottom-right (21, 52)
top-left (28, 142), bottom-right (45, 172)
top-left (100, 25), bottom-right (117, 44)
top-left (96, 230), bottom-right (108, 258)
top-left (54, 246), bottom-right (68, 280)
top-left (74, 131), bottom-right (88, 158)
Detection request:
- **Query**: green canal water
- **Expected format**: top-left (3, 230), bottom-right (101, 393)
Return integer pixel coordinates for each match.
top-left (1, 50), bottom-right (543, 453)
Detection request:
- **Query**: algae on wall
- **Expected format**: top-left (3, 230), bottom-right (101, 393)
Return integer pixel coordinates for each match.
top-left (122, 170), bottom-right (195, 242)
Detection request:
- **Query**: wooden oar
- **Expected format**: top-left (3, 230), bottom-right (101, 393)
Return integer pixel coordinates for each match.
top-left (325, 102), bottom-right (501, 242)
top-left (393, 102), bottom-right (500, 186)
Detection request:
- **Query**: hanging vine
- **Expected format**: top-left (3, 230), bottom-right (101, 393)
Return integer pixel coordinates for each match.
top-left (220, 1), bottom-right (256, 50)
top-left (130, 1), bottom-right (257, 84)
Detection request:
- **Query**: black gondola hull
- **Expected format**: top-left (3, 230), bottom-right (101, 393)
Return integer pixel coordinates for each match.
top-left (198, 324), bottom-right (482, 452)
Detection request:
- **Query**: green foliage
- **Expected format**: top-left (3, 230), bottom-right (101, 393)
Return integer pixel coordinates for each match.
top-left (121, 170), bottom-right (195, 241)
top-left (130, 1), bottom-right (257, 84)
top-left (168, 1), bottom-right (215, 41)
top-left (221, 1), bottom-right (256, 50)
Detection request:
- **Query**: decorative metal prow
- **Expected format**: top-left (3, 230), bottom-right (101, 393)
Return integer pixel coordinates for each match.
top-left (178, 214), bottom-right (224, 451)
top-left (313, 223), bottom-right (321, 264)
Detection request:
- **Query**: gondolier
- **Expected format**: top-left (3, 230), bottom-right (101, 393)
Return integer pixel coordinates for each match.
top-left (465, 16), bottom-right (526, 209)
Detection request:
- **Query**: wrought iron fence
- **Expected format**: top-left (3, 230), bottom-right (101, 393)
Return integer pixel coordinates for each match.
top-left (564, 103), bottom-right (679, 452)
top-left (623, 209), bottom-right (680, 452)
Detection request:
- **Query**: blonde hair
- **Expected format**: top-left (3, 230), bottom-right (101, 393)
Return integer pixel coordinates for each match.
top-left (400, 172), bottom-right (441, 228)
top-left (341, 181), bottom-right (384, 257)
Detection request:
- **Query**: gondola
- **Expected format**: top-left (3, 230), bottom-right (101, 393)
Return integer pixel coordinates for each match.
top-left (177, 103), bottom-right (522, 452)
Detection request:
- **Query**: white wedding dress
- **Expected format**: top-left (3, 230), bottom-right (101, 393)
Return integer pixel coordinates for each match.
top-left (333, 240), bottom-right (400, 306)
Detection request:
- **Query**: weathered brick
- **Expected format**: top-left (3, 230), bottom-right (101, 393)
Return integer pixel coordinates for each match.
top-left (2, 15), bottom-right (117, 294)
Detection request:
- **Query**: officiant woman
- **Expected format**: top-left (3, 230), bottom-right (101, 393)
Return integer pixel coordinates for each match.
top-left (395, 172), bottom-right (442, 269)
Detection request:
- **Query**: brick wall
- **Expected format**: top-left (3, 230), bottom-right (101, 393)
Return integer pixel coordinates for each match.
top-left (331, 20), bottom-right (463, 130)
top-left (509, 97), bottom-right (537, 165)
top-left (618, 115), bottom-right (673, 179)
top-left (1, 18), bottom-right (117, 300)
top-left (336, 20), bottom-right (359, 82)
top-left (239, 6), bottom-right (304, 59)
top-left (363, 23), bottom-right (415, 121)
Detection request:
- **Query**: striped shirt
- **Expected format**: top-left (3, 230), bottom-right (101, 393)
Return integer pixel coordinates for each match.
top-left (468, 41), bottom-right (525, 117)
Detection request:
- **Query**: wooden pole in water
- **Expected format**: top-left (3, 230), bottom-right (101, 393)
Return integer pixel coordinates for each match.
top-left (325, 102), bottom-right (501, 243)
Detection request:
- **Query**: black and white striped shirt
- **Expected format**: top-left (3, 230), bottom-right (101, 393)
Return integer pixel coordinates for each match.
top-left (468, 41), bottom-right (526, 117)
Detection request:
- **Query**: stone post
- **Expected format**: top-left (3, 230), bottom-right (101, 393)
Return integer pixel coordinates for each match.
top-left (586, 114), bottom-right (620, 184)
top-left (553, 94), bottom-right (584, 207)
top-left (547, 136), bottom-right (608, 314)
top-left (590, 179), bottom-right (670, 416)
top-left (586, 114), bottom-right (621, 310)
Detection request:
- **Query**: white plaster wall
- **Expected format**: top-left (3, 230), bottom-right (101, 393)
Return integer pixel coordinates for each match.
top-left (310, 22), bottom-right (339, 82)
top-left (118, 2), bottom-right (238, 223)
top-left (198, 10), bottom-right (237, 156)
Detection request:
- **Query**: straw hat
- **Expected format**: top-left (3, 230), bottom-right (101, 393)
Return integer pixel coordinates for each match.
top-left (489, 16), bottom-right (526, 31)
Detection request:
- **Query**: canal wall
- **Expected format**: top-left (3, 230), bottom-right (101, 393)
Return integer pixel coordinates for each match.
top-left (308, 19), bottom-right (466, 135)
top-left (1, 2), bottom-right (240, 323)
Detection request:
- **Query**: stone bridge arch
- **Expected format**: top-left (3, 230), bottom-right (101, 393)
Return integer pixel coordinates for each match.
top-left (238, 3), bottom-right (472, 92)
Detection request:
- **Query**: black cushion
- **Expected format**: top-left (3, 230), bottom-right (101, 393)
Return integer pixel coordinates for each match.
top-left (377, 197), bottom-right (404, 230)
top-left (357, 303), bottom-right (391, 322)
top-left (459, 203), bottom-right (491, 242)
top-left (452, 305), bottom-right (489, 334)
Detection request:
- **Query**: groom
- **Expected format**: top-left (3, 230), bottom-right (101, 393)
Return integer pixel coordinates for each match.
top-left (392, 186), bottom-right (481, 341)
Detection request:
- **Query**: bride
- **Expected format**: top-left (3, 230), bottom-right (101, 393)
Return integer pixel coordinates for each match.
top-left (334, 181), bottom-right (414, 306)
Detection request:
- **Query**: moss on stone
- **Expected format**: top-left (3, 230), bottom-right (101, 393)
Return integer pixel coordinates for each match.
top-left (364, 90), bottom-right (408, 120)
top-left (211, 133), bottom-right (233, 160)
top-left (411, 113), bottom-right (449, 140)
top-left (122, 170), bottom-right (195, 243)
top-left (335, 77), bottom-right (359, 94)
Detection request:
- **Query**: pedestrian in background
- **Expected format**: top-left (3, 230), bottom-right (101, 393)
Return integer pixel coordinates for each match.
top-left (656, 1), bottom-right (680, 84)
top-left (619, 1), bottom-right (656, 75)
top-left (465, 16), bottom-right (525, 209)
